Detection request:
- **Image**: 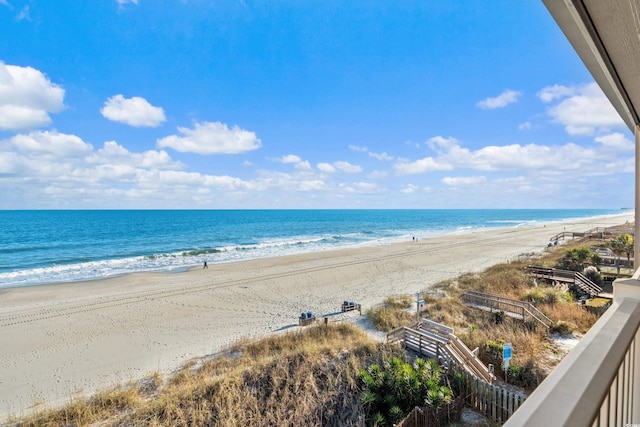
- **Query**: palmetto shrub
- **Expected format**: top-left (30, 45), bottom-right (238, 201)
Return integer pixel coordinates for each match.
top-left (358, 357), bottom-right (453, 426)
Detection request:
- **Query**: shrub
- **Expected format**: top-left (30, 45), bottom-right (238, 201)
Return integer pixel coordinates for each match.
top-left (366, 306), bottom-right (415, 332)
top-left (492, 310), bottom-right (506, 324)
top-left (582, 265), bottom-right (602, 286)
top-left (384, 295), bottom-right (414, 309)
top-left (358, 357), bottom-right (453, 426)
top-left (521, 288), bottom-right (546, 305)
top-left (556, 247), bottom-right (601, 272)
top-left (550, 320), bottom-right (576, 335)
top-left (522, 287), bottom-right (571, 305)
top-left (506, 361), bottom-right (542, 389)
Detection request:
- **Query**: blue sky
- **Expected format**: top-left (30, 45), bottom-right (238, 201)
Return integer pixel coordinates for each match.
top-left (0, 0), bottom-right (634, 209)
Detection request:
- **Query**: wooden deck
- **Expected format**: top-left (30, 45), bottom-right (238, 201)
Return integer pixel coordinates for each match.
top-left (548, 226), bottom-right (624, 243)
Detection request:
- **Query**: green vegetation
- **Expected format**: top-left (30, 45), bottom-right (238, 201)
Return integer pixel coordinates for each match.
top-left (556, 246), bottom-right (601, 272)
top-left (358, 357), bottom-right (454, 426)
top-left (491, 310), bottom-right (506, 324)
top-left (9, 239), bottom-right (612, 426)
top-left (521, 287), bottom-right (572, 305)
top-left (365, 295), bottom-right (416, 331)
top-left (608, 234), bottom-right (634, 264)
top-left (366, 242), bottom-right (604, 389)
top-left (11, 324), bottom-right (385, 427)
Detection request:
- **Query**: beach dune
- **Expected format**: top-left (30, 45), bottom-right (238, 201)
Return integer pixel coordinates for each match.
top-left (0, 214), bottom-right (633, 419)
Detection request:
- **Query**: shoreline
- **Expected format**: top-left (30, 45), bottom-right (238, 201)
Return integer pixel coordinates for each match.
top-left (0, 212), bottom-right (634, 419)
top-left (0, 210), bottom-right (632, 290)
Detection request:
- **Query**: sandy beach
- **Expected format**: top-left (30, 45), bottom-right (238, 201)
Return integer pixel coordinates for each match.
top-left (0, 213), bottom-right (633, 419)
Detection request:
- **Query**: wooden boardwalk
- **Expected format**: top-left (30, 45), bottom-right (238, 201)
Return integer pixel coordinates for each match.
top-left (548, 226), bottom-right (623, 243)
top-left (387, 319), bottom-right (495, 383)
top-left (526, 265), bottom-right (603, 297)
top-left (461, 290), bottom-right (553, 329)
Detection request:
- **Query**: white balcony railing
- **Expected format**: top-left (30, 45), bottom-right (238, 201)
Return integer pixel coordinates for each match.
top-left (504, 270), bottom-right (640, 426)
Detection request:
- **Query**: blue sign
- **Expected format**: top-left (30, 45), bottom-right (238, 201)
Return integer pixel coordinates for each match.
top-left (503, 343), bottom-right (512, 360)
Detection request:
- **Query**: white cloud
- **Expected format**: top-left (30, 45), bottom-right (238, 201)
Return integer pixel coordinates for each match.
top-left (0, 130), bottom-right (276, 207)
top-left (274, 154), bottom-right (311, 170)
top-left (348, 144), bottom-right (368, 152)
top-left (295, 161), bottom-right (311, 170)
top-left (0, 62), bottom-right (65, 130)
top-left (394, 157), bottom-right (452, 174)
top-left (369, 151), bottom-right (393, 161)
top-left (16, 5), bottom-right (30, 21)
top-left (1, 125), bottom-right (632, 207)
top-left (10, 130), bottom-right (92, 157)
top-left (0, 0), bottom-right (12, 9)
top-left (427, 136), bottom-right (460, 153)
top-left (400, 184), bottom-right (420, 194)
top-left (518, 121), bottom-right (532, 131)
top-left (116, 0), bottom-right (138, 5)
top-left (537, 84), bottom-right (577, 103)
top-left (348, 143), bottom-right (393, 161)
top-left (0, 151), bottom-right (23, 174)
top-left (368, 170), bottom-right (388, 180)
top-left (442, 176), bottom-right (487, 186)
top-left (278, 154), bottom-right (302, 164)
top-left (253, 169), bottom-right (333, 194)
top-left (0, 106), bottom-right (51, 130)
top-left (101, 94), bottom-right (166, 127)
top-left (87, 141), bottom-right (183, 169)
top-left (157, 121), bottom-right (261, 155)
top-left (339, 182), bottom-right (380, 193)
top-left (334, 161), bottom-right (362, 173)
top-left (539, 82), bottom-right (624, 135)
top-left (317, 162), bottom-right (336, 173)
top-left (299, 180), bottom-right (328, 191)
top-left (601, 156), bottom-right (635, 174)
top-left (453, 143), bottom-right (594, 171)
top-left (394, 133), bottom-right (631, 175)
top-left (476, 89), bottom-right (521, 109)
top-left (452, 140), bottom-right (605, 171)
top-left (594, 133), bottom-right (634, 151)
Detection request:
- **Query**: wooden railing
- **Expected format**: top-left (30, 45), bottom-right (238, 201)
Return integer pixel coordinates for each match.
top-left (394, 367), bottom-right (525, 426)
top-left (387, 319), bottom-right (495, 383)
top-left (389, 319), bottom-right (527, 424)
top-left (461, 370), bottom-right (526, 424)
top-left (504, 273), bottom-right (640, 426)
top-left (574, 271), bottom-right (604, 297)
top-left (526, 266), bottom-right (603, 297)
top-left (462, 290), bottom-right (553, 329)
top-left (394, 395), bottom-right (465, 427)
top-left (549, 227), bottom-right (618, 243)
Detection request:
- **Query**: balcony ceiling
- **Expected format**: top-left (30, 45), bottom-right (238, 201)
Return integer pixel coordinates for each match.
top-left (542, 0), bottom-right (640, 132)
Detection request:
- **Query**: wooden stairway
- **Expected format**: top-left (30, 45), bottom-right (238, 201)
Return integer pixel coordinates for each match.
top-left (526, 266), bottom-right (603, 297)
top-left (387, 319), bottom-right (495, 383)
top-left (461, 290), bottom-right (553, 329)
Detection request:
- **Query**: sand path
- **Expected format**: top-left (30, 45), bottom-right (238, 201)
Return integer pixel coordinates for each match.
top-left (0, 213), bottom-right (633, 419)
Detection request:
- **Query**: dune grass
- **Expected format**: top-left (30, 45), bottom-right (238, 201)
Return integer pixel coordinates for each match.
top-left (10, 323), bottom-right (401, 427)
top-left (365, 295), bottom-right (417, 331)
top-left (8, 240), bottom-right (611, 425)
top-left (366, 241), bottom-right (606, 388)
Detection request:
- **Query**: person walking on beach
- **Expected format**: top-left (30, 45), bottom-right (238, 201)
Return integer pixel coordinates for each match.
top-left (203, 261), bottom-right (208, 269)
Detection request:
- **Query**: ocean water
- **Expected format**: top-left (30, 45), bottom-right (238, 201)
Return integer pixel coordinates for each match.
top-left (0, 209), bottom-right (625, 289)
